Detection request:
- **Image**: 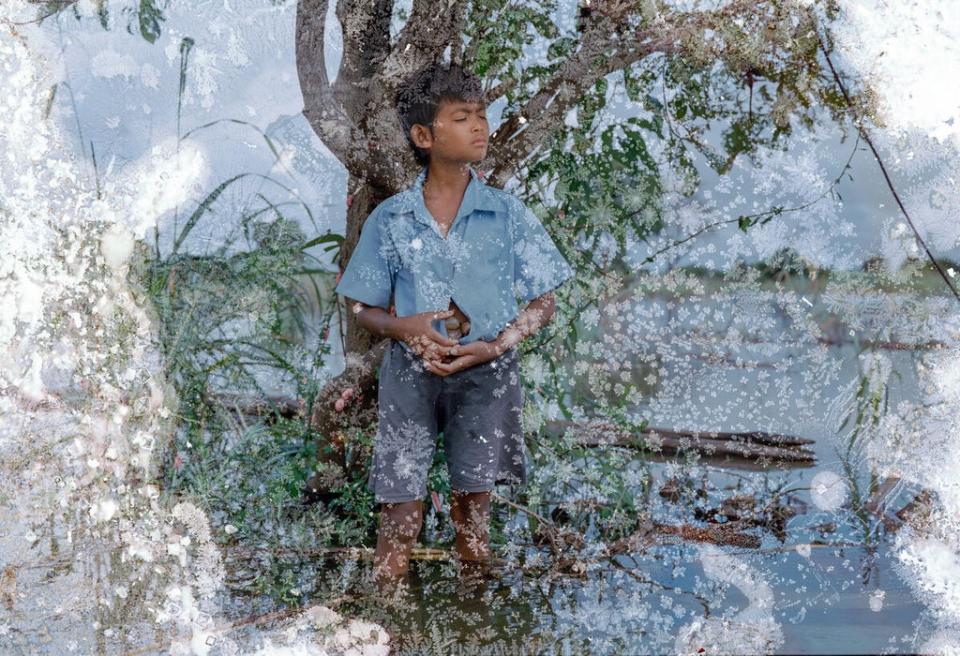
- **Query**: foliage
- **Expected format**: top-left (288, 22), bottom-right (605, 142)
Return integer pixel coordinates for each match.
top-left (503, 2), bottom-right (858, 432)
top-left (97, 0), bottom-right (917, 601)
top-left (127, 160), bottom-right (347, 573)
top-left (37, 0), bottom-right (169, 41)
top-left (834, 350), bottom-right (900, 550)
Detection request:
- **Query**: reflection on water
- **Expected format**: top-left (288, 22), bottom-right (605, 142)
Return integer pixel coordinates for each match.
top-left (1, 260), bottom-right (944, 654)
top-left (255, 535), bottom-right (923, 654)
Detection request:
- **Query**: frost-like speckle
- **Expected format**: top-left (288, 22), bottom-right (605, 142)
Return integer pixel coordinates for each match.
top-left (820, 31), bottom-right (960, 656)
top-left (0, 4), bottom-right (384, 653)
top-left (140, 62), bottom-right (160, 89)
top-left (831, 0), bottom-right (960, 147)
top-left (91, 49), bottom-right (138, 78)
top-left (675, 545), bottom-right (784, 653)
top-left (810, 470), bottom-right (848, 512)
top-left (3, 0), bottom-right (960, 652)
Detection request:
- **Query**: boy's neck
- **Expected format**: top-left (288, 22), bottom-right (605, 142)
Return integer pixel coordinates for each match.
top-left (423, 161), bottom-right (473, 199)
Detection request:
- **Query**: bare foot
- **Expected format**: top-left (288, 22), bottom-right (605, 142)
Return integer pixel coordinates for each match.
top-left (372, 500), bottom-right (423, 581)
top-left (449, 490), bottom-right (492, 562)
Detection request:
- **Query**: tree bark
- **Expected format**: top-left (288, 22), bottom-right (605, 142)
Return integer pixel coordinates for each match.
top-left (339, 176), bottom-right (395, 355)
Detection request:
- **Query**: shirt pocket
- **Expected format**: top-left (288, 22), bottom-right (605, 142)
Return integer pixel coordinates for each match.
top-left (466, 214), bottom-right (511, 276)
top-left (386, 217), bottom-right (431, 271)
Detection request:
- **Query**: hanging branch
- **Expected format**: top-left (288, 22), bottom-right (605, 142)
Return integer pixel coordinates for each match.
top-left (635, 129), bottom-right (862, 266)
top-left (813, 25), bottom-right (960, 303)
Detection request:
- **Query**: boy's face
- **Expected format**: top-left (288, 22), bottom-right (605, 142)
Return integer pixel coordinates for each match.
top-left (411, 99), bottom-right (489, 165)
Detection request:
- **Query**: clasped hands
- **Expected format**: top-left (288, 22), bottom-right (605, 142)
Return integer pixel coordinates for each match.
top-left (395, 309), bottom-right (502, 377)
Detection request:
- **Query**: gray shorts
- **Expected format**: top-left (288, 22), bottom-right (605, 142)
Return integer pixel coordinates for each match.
top-left (367, 339), bottom-right (528, 504)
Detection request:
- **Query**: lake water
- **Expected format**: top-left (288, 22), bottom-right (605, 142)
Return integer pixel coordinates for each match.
top-left (0, 273), bottom-right (947, 655)
top-left (307, 286), bottom-right (935, 655)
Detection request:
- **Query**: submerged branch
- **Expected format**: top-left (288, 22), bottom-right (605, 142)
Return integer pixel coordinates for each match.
top-left (198, 396), bottom-right (816, 483)
top-left (544, 419), bottom-right (817, 464)
top-left (209, 397), bottom-right (817, 466)
top-left (817, 337), bottom-right (949, 350)
top-left (214, 391), bottom-right (307, 420)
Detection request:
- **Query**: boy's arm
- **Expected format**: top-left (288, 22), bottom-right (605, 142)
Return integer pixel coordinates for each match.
top-left (490, 291), bottom-right (556, 355)
top-left (432, 292), bottom-right (556, 376)
top-left (351, 301), bottom-right (457, 363)
top-left (350, 301), bottom-right (402, 341)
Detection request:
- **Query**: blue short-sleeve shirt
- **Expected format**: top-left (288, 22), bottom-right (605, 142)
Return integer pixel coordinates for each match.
top-left (334, 166), bottom-right (573, 350)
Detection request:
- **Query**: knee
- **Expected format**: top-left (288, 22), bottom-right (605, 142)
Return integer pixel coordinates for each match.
top-left (450, 490), bottom-right (491, 525)
top-left (380, 500), bottom-right (423, 542)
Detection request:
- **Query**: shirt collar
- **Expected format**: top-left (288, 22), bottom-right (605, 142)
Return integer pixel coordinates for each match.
top-left (410, 165), bottom-right (494, 228)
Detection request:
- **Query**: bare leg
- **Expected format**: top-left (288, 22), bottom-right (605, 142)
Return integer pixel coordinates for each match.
top-left (449, 490), bottom-right (492, 563)
top-left (373, 500), bottom-right (423, 585)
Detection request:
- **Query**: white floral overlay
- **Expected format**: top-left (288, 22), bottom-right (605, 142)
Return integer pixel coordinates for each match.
top-left (826, 1), bottom-right (960, 650)
top-left (2, 0), bottom-right (960, 652)
top-left (0, 3), bottom-right (385, 653)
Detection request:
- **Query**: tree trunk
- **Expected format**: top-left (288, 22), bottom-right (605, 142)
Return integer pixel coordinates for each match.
top-left (305, 173), bottom-right (400, 493)
top-left (340, 175), bottom-right (394, 355)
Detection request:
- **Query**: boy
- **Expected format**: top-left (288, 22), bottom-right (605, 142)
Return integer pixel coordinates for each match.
top-left (334, 61), bottom-right (573, 584)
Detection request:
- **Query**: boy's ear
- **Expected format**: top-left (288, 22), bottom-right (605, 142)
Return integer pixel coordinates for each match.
top-left (410, 123), bottom-right (433, 150)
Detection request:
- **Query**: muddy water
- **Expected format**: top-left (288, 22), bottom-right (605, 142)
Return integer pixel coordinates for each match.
top-left (1, 283), bottom-right (939, 654)
top-left (318, 374), bottom-right (926, 654)
top-left (263, 285), bottom-right (936, 654)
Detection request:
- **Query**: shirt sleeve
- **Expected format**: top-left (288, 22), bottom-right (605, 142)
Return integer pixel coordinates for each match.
top-left (334, 205), bottom-right (398, 310)
top-left (509, 199), bottom-right (574, 304)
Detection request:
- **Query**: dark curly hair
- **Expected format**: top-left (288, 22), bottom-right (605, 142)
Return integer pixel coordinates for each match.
top-left (395, 61), bottom-right (485, 166)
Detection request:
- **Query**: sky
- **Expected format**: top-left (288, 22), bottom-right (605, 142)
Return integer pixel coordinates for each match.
top-left (42, 0), bottom-right (960, 274)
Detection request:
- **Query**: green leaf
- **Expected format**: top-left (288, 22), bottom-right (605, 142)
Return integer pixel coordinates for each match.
top-left (674, 98), bottom-right (687, 120)
top-left (547, 37), bottom-right (576, 61)
top-left (302, 232), bottom-right (343, 251)
top-left (137, 0), bottom-right (166, 43)
top-left (722, 118), bottom-right (755, 164)
top-left (172, 174), bottom-right (249, 255)
top-left (95, 0), bottom-right (109, 29)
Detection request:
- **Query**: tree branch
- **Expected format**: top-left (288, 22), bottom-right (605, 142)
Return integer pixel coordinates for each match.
top-left (813, 23), bottom-right (960, 303)
top-left (296, 0), bottom-right (375, 180)
top-left (331, 0), bottom-right (393, 123)
top-left (377, 0), bottom-right (470, 96)
top-left (485, 0), bottom-right (771, 187)
top-left (544, 419), bottom-right (817, 464)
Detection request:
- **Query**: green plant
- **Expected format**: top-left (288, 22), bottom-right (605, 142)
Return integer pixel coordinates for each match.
top-left (835, 351), bottom-right (900, 547)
